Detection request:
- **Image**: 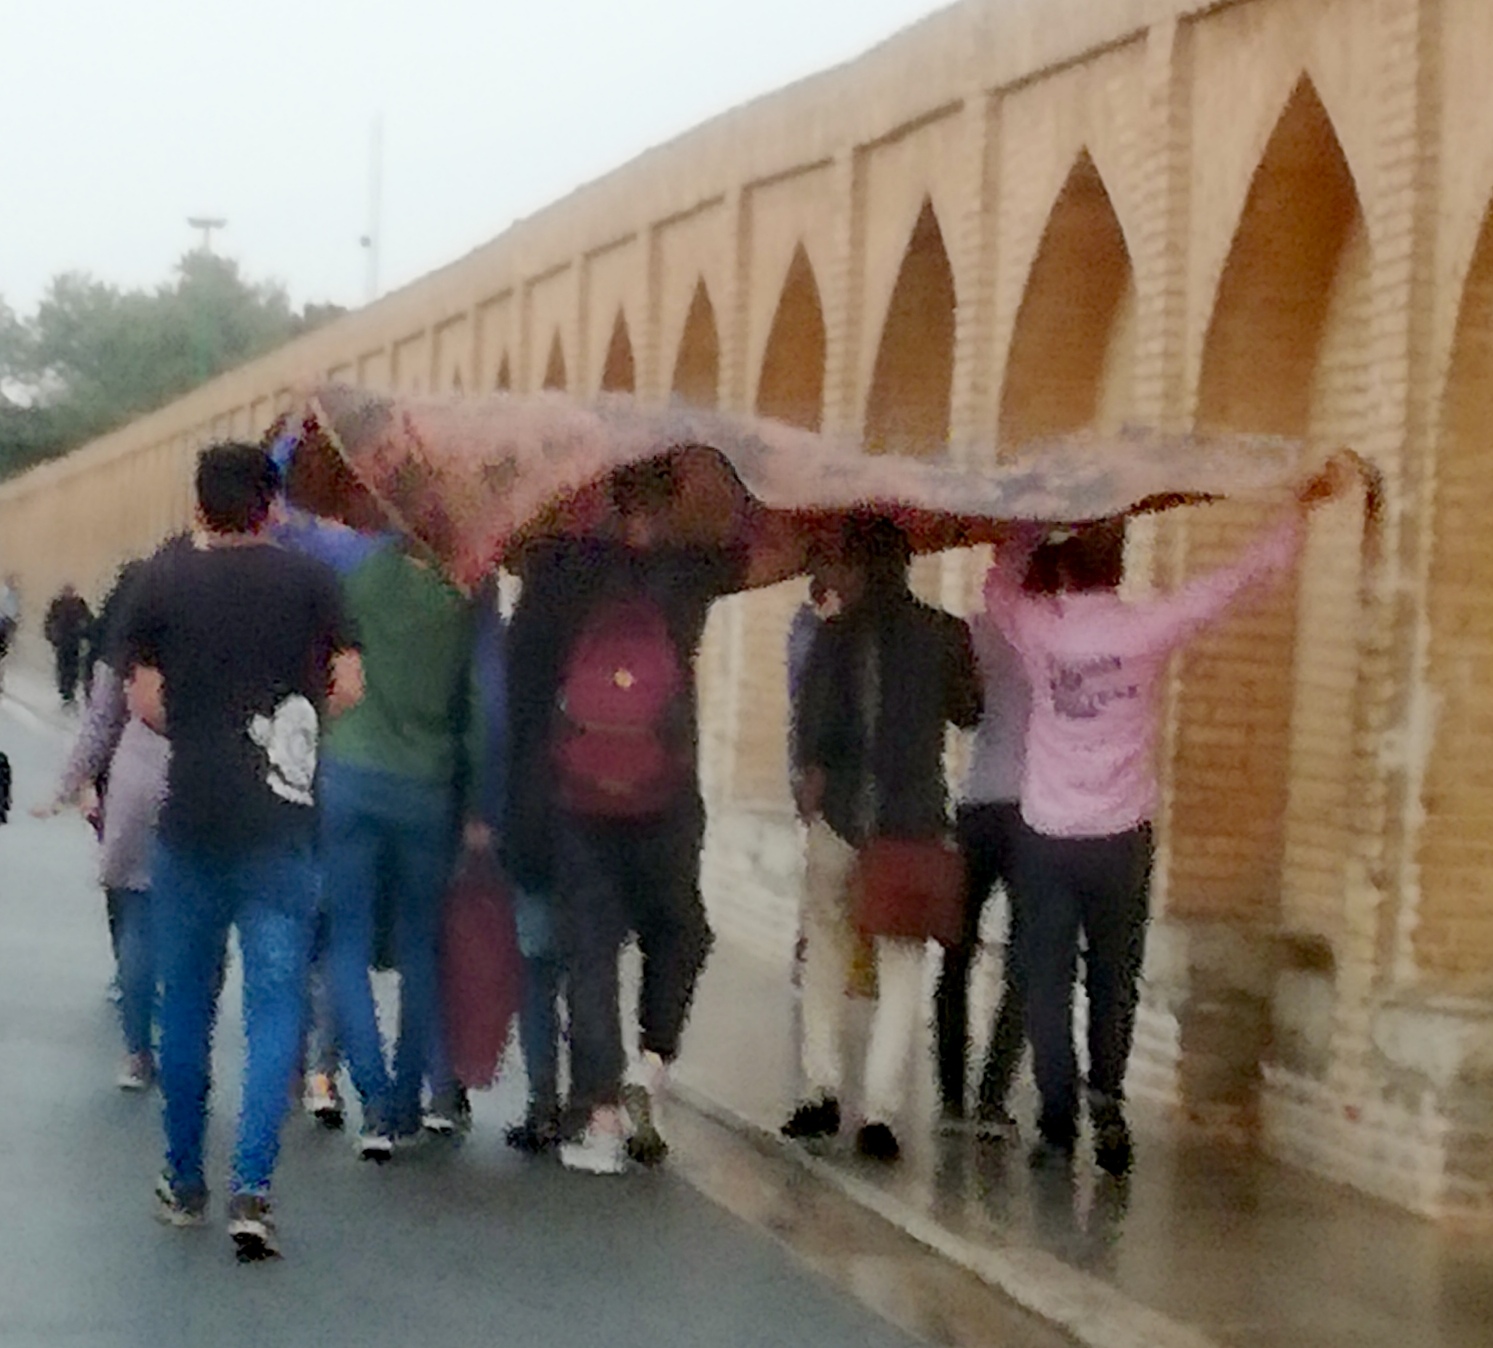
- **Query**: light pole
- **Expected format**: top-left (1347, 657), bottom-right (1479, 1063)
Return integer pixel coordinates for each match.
top-left (359, 114), bottom-right (384, 305)
top-left (187, 217), bottom-right (228, 253)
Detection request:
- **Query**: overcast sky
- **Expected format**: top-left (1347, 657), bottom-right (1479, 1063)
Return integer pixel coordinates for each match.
top-left (1, 0), bottom-right (949, 317)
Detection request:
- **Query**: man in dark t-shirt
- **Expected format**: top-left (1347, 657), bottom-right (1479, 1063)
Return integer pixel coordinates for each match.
top-left (121, 443), bottom-right (360, 1260)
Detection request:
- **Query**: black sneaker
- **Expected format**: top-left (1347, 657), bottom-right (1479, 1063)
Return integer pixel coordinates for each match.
top-left (1029, 1110), bottom-right (1078, 1170)
top-left (226, 1192), bottom-right (280, 1262)
top-left (422, 1086), bottom-right (472, 1137)
top-left (356, 1125), bottom-right (395, 1164)
top-left (781, 1096), bottom-right (841, 1141)
top-left (505, 1109), bottom-right (561, 1155)
top-left (856, 1121), bottom-right (901, 1162)
top-left (620, 1083), bottom-right (669, 1167)
top-left (1090, 1099), bottom-right (1133, 1177)
top-left (154, 1173), bottom-right (207, 1228)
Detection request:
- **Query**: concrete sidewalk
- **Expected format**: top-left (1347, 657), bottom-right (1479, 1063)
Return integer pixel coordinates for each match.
top-left (674, 907), bottom-right (1493, 1348)
top-left (11, 657), bottom-right (1491, 1346)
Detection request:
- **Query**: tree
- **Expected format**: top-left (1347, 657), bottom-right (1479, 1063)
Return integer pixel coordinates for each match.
top-left (0, 253), bottom-right (345, 480)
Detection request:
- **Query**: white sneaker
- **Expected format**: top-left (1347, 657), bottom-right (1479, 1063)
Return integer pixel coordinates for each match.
top-left (117, 1051), bottom-right (154, 1092)
top-left (559, 1113), bottom-right (629, 1176)
top-left (355, 1127), bottom-right (394, 1163)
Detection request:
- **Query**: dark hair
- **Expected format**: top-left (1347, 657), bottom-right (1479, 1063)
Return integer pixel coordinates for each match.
top-left (1024, 519), bottom-right (1126, 595)
top-left (196, 442), bottom-right (279, 534)
top-left (611, 458), bottom-right (678, 515)
top-left (841, 514), bottom-right (911, 588)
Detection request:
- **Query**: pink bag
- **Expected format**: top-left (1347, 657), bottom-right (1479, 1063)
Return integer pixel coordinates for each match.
top-left (441, 849), bottom-right (523, 1089)
top-left (551, 595), bottom-right (689, 817)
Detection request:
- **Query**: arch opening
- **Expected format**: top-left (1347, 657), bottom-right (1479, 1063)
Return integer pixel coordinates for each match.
top-left (864, 199), bottom-right (956, 459)
top-left (672, 280), bottom-right (720, 408)
top-left (600, 310), bottom-right (637, 394)
top-left (755, 245), bottom-right (827, 433)
top-left (1169, 76), bottom-right (1369, 935)
top-left (999, 151), bottom-right (1135, 450)
top-left (542, 333), bottom-right (568, 392)
top-left (1418, 202), bottom-right (1493, 981)
top-left (728, 245), bottom-right (830, 808)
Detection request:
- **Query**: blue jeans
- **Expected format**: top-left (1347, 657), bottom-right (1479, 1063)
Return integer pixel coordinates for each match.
top-left (152, 840), bottom-right (318, 1197)
top-left (108, 887), bottom-right (155, 1057)
top-left (319, 760), bottom-right (456, 1134)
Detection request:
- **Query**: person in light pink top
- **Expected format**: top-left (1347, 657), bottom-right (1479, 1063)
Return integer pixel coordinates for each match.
top-left (982, 457), bottom-right (1355, 1175)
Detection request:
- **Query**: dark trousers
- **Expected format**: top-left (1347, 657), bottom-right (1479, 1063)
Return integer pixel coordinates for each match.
top-left (1012, 822), bottom-right (1153, 1142)
top-left (936, 801), bottom-right (1027, 1115)
top-left (556, 809), bottom-right (713, 1115)
top-left (54, 641), bottom-right (81, 704)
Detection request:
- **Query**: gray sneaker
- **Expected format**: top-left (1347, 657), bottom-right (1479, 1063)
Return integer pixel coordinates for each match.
top-left (226, 1192), bottom-right (279, 1262)
top-left (154, 1173), bottom-right (207, 1228)
top-left (620, 1082), bottom-right (668, 1167)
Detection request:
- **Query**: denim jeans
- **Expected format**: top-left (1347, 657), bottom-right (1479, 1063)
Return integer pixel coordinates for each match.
top-left (301, 911), bottom-right (340, 1078)
top-left (152, 839), bottom-right (318, 1197)
top-left (107, 887), bottom-right (155, 1058)
top-left (319, 759), bottom-right (456, 1134)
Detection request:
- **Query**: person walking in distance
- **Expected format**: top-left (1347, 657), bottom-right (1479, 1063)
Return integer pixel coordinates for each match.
top-left (45, 583), bottom-right (93, 708)
top-left (120, 443), bottom-right (362, 1259)
top-left (983, 456), bottom-right (1356, 1176)
top-left (933, 606), bottom-right (1032, 1140)
top-left (34, 544), bottom-right (191, 1090)
top-left (787, 517), bottom-right (981, 1161)
top-left (0, 573), bottom-right (20, 696)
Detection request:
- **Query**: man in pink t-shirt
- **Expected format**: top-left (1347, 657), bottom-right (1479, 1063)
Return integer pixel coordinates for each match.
top-left (983, 457), bottom-right (1355, 1175)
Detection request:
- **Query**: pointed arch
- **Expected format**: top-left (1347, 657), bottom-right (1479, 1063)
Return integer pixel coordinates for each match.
top-left (755, 245), bottom-right (826, 432)
top-left (999, 151), bottom-right (1135, 449)
top-left (1419, 201), bottom-right (1493, 978)
top-left (600, 309), bottom-right (637, 394)
top-left (1169, 76), bottom-right (1369, 931)
top-left (1196, 78), bottom-right (1362, 436)
top-left (495, 354), bottom-right (512, 392)
top-left (671, 280), bottom-right (720, 408)
top-left (542, 333), bottom-right (567, 391)
top-left (729, 245), bottom-right (830, 809)
top-left (864, 199), bottom-right (956, 457)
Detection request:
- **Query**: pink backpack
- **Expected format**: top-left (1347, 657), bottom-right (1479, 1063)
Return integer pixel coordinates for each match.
top-left (552, 596), bottom-right (689, 817)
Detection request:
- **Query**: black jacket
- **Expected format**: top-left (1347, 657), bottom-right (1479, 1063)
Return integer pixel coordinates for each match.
top-left (793, 585), bottom-right (980, 847)
top-left (503, 536), bottom-right (743, 892)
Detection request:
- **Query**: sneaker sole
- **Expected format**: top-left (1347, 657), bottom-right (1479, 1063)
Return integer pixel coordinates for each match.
top-left (229, 1225), bottom-right (281, 1262)
top-left (357, 1139), bottom-right (394, 1164)
top-left (312, 1108), bottom-right (345, 1131)
top-left (154, 1179), bottom-right (206, 1228)
top-left (558, 1146), bottom-right (629, 1176)
top-left (155, 1205), bottom-right (206, 1229)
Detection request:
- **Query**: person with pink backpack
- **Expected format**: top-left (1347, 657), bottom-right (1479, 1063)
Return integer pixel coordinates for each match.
top-left (506, 460), bottom-right (743, 1174)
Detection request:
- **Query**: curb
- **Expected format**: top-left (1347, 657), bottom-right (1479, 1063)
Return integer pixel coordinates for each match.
top-left (671, 1080), bottom-right (1223, 1348)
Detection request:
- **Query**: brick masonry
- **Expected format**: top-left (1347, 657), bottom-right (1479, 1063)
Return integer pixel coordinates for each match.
top-left (5, 0), bottom-right (1493, 1220)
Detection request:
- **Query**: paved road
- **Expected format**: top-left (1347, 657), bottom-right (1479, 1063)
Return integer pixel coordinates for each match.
top-left (0, 697), bottom-right (924, 1348)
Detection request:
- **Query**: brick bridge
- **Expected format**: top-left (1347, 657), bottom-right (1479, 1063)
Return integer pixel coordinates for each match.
top-left (4, 0), bottom-right (1492, 1221)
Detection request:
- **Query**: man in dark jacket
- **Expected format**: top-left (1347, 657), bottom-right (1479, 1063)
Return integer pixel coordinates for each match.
top-left (786, 516), bottom-right (980, 1161)
top-left (45, 583), bottom-right (93, 707)
top-left (506, 459), bottom-right (743, 1175)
